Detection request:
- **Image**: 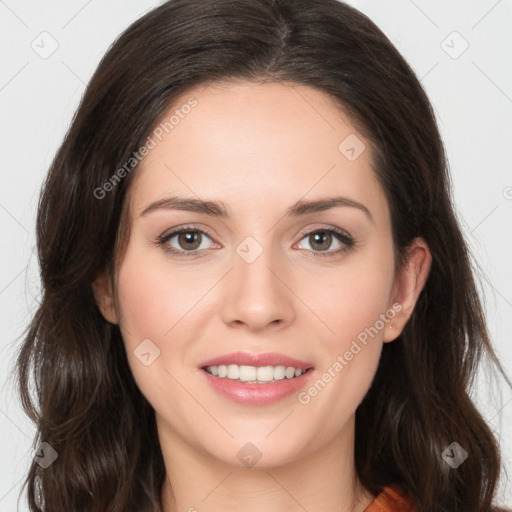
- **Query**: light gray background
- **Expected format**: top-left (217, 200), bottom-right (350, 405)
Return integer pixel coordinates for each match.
top-left (1, 0), bottom-right (511, 510)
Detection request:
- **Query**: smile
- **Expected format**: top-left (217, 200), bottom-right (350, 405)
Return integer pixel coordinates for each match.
top-left (204, 364), bottom-right (310, 383)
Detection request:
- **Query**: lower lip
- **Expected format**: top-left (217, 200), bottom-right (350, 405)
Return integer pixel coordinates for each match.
top-left (200, 368), bottom-right (314, 405)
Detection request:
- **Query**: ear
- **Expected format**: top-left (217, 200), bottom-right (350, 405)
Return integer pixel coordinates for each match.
top-left (383, 237), bottom-right (432, 342)
top-left (91, 271), bottom-right (118, 324)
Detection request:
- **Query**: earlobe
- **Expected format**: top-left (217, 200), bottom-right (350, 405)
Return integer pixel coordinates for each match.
top-left (383, 238), bottom-right (432, 342)
top-left (91, 271), bottom-right (118, 324)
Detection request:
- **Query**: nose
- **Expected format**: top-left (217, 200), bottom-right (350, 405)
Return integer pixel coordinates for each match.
top-left (221, 242), bottom-right (296, 332)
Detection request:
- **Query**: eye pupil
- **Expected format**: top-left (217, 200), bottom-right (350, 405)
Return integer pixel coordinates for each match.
top-left (310, 231), bottom-right (331, 251)
top-left (179, 230), bottom-right (201, 250)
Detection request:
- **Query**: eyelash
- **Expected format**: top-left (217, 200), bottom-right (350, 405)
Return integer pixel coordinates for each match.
top-left (156, 224), bottom-right (356, 259)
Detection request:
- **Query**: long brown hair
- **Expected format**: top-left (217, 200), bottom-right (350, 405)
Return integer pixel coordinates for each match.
top-left (14, 0), bottom-right (511, 510)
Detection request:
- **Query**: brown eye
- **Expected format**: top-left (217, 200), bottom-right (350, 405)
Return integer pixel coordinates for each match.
top-left (308, 231), bottom-right (333, 252)
top-left (296, 227), bottom-right (355, 258)
top-left (177, 230), bottom-right (202, 250)
top-left (157, 226), bottom-right (215, 256)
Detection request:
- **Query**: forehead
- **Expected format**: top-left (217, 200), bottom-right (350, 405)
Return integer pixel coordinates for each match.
top-left (127, 80), bottom-right (388, 222)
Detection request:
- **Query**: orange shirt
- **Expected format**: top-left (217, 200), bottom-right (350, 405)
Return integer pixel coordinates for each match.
top-left (364, 484), bottom-right (416, 511)
top-left (363, 484), bottom-right (512, 511)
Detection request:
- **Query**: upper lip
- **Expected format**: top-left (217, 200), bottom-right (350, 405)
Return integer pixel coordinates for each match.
top-left (199, 351), bottom-right (314, 370)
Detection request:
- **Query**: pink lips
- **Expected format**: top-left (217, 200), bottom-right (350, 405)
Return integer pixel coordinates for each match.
top-left (198, 351), bottom-right (315, 406)
top-left (198, 351), bottom-right (313, 370)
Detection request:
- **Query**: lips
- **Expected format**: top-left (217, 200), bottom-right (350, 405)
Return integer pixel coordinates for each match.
top-left (198, 351), bottom-right (315, 406)
top-left (198, 351), bottom-right (314, 370)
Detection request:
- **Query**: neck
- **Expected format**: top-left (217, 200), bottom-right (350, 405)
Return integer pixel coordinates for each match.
top-left (158, 414), bottom-right (375, 512)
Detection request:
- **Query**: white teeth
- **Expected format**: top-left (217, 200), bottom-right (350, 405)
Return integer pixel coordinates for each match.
top-left (205, 364), bottom-right (306, 383)
top-left (285, 366), bottom-right (295, 379)
top-left (239, 365), bottom-right (257, 382)
top-left (274, 365), bottom-right (285, 380)
top-left (257, 366), bottom-right (274, 381)
top-left (227, 364), bottom-right (240, 379)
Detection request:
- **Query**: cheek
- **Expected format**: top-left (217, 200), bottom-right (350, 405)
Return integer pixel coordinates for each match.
top-left (307, 254), bottom-right (395, 346)
top-left (310, 281), bottom-right (390, 388)
top-left (116, 247), bottom-right (205, 344)
top-left (299, 248), bottom-right (395, 403)
top-left (314, 251), bottom-right (395, 385)
top-left (295, 272), bottom-right (392, 436)
top-left (114, 249), bottom-right (202, 415)
top-left (114, 245), bottom-right (217, 395)
top-left (116, 264), bottom-right (172, 343)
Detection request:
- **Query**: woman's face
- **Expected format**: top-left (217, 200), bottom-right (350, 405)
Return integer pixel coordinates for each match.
top-left (96, 80), bottom-right (427, 469)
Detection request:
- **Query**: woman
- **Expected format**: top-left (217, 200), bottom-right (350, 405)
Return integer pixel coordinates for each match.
top-left (15, 0), bottom-right (511, 511)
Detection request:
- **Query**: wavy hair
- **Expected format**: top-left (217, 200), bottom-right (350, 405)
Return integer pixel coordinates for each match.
top-left (14, 0), bottom-right (511, 510)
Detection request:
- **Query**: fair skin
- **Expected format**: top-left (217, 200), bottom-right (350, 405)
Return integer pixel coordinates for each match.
top-left (93, 81), bottom-right (431, 512)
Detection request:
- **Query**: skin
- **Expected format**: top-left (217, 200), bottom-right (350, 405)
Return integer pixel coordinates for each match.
top-left (93, 80), bottom-right (431, 512)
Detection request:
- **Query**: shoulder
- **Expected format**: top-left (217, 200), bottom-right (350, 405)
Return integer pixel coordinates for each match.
top-left (364, 484), bottom-right (416, 512)
top-left (364, 485), bottom-right (512, 512)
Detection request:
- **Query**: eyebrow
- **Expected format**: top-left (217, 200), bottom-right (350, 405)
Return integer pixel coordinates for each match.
top-left (139, 195), bottom-right (373, 222)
